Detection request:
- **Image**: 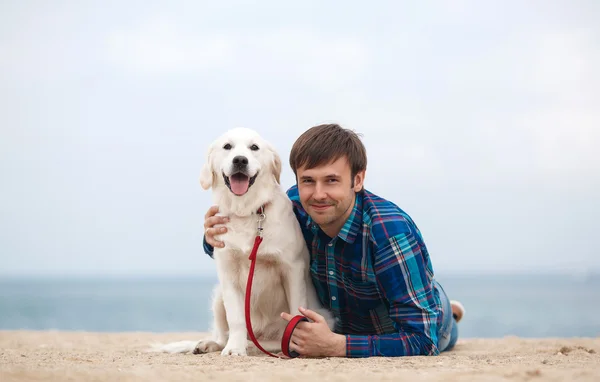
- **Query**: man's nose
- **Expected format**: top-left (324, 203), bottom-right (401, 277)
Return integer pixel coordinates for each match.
top-left (232, 156), bottom-right (248, 165)
top-left (313, 182), bottom-right (327, 200)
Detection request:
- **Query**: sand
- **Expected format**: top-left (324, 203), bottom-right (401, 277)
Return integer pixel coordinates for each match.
top-left (1, 331), bottom-right (599, 381)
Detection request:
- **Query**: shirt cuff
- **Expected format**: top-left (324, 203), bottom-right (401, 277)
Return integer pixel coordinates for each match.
top-left (345, 334), bottom-right (372, 358)
top-left (203, 236), bottom-right (214, 258)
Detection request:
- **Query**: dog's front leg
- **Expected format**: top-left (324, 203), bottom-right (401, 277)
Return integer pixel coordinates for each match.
top-left (220, 280), bottom-right (248, 356)
top-left (284, 259), bottom-right (309, 317)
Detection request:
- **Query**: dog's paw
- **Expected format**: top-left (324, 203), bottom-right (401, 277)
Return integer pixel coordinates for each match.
top-left (221, 345), bottom-right (247, 356)
top-left (193, 340), bottom-right (224, 355)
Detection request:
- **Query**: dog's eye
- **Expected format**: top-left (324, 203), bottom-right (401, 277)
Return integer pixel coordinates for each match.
top-left (223, 143), bottom-right (232, 150)
top-left (250, 144), bottom-right (259, 151)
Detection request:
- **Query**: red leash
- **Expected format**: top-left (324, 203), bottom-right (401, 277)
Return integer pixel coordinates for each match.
top-left (244, 208), bottom-right (308, 358)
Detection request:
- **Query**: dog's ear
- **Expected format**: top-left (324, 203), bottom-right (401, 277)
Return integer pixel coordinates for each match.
top-left (199, 145), bottom-right (216, 190)
top-left (271, 148), bottom-right (282, 184)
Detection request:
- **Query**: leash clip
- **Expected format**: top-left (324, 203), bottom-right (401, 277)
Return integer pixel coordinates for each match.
top-left (256, 208), bottom-right (266, 237)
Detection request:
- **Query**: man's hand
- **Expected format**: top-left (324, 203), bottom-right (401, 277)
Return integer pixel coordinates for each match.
top-left (281, 307), bottom-right (346, 358)
top-left (204, 205), bottom-right (229, 248)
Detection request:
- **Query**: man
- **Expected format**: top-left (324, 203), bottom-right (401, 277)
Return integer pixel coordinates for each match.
top-left (202, 123), bottom-right (464, 358)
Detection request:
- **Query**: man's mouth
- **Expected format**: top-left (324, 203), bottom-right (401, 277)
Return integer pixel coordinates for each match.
top-left (223, 171), bottom-right (258, 195)
top-left (311, 204), bottom-right (333, 211)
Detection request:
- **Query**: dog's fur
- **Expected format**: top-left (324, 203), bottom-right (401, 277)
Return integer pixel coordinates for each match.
top-left (154, 127), bottom-right (333, 356)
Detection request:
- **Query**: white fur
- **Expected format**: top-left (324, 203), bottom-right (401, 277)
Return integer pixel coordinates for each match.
top-left (153, 127), bottom-right (334, 356)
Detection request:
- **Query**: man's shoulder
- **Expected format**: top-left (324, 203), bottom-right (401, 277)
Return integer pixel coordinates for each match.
top-left (285, 184), bottom-right (299, 200)
top-left (285, 184), bottom-right (309, 221)
top-left (362, 189), bottom-right (420, 243)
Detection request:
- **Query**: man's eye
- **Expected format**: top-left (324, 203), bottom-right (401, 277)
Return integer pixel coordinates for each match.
top-left (250, 144), bottom-right (259, 151)
top-left (223, 143), bottom-right (232, 150)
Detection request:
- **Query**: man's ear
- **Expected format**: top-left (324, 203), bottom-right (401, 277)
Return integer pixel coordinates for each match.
top-left (352, 170), bottom-right (366, 192)
top-left (271, 148), bottom-right (282, 184)
top-left (199, 146), bottom-right (216, 190)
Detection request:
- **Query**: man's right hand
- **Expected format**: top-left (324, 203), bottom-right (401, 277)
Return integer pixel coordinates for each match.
top-left (204, 205), bottom-right (229, 248)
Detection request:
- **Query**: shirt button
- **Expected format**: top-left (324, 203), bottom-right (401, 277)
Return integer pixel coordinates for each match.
top-left (331, 296), bottom-right (337, 301)
top-left (328, 242), bottom-right (333, 247)
top-left (329, 271), bottom-right (334, 275)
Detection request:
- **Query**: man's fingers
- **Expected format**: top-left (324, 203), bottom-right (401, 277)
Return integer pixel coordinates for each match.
top-left (296, 321), bottom-right (311, 332)
top-left (280, 312), bottom-right (294, 322)
top-left (204, 205), bottom-right (220, 220)
top-left (292, 328), bottom-right (307, 341)
top-left (205, 225), bottom-right (228, 236)
top-left (291, 338), bottom-right (304, 348)
top-left (203, 214), bottom-right (229, 249)
top-left (299, 307), bottom-right (325, 323)
top-left (206, 237), bottom-right (225, 248)
top-left (205, 216), bottom-right (229, 230)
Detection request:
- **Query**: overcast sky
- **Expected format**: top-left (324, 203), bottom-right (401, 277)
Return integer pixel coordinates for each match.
top-left (1, 0), bottom-right (599, 277)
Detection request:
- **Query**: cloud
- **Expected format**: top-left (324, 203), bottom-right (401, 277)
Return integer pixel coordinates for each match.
top-left (522, 109), bottom-right (600, 175)
top-left (531, 30), bottom-right (597, 96)
top-left (515, 29), bottom-right (600, 177)
top-left (105, 18), bottom-right (234, 75)
top-left (103, 17), bottom-right (368, 88)
top-left (241, 29), bottom-right (368, 89)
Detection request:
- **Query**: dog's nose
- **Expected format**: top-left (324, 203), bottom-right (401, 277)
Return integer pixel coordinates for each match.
top-left (233, 156), bottom-right (248, 166)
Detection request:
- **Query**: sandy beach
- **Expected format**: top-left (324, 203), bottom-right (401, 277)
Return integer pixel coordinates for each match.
top-left (1, 331), bottom-right (598, 381)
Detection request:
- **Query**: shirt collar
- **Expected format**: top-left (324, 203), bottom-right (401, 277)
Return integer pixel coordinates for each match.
top-left (338, 191), bottom-right (363, 244)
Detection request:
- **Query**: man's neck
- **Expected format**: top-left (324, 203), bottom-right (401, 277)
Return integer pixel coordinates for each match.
top-left (321, 222), bottom-right (344, 239)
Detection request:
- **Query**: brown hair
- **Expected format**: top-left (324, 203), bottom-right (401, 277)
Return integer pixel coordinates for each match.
top-left (289, 123), bottom-right (367, 181)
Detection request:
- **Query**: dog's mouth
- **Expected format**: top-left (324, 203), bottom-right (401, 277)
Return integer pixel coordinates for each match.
top-left (223, 171), bottom-right (258, 196)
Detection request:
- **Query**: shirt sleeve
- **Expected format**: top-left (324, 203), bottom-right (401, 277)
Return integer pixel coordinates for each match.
top-left (345, 232), bottom-right (441, 357)
top-left (203, 236), bottom-right (214, 258)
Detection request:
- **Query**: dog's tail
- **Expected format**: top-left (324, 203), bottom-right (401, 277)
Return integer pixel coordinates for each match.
top-left (146, 340), bottom-right (198, 354)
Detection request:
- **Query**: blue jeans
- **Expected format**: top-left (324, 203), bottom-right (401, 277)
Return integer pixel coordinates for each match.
top-left (435, 280), bottom-right (459, 352)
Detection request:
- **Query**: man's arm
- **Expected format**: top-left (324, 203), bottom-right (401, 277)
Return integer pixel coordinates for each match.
top-left (345, 232), bottom-right (441, 357)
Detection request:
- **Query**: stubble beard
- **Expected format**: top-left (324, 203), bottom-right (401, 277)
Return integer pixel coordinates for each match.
top-left (313, 197), bottom-right (354, 231)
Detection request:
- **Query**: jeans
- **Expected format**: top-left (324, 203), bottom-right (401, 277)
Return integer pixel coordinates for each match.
top-left (435, 280), bottom-right (459, 352)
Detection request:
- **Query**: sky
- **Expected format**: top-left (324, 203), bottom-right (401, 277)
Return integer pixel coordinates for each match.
top-left (1, 0), bottom-right (599, 277)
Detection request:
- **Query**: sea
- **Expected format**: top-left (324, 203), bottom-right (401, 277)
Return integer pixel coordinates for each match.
top-left (1, 273), bottom-right (599, 338)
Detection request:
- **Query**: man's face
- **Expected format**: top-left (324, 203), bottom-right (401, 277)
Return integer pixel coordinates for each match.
top-left (296, 156), bottom-right (365, 235)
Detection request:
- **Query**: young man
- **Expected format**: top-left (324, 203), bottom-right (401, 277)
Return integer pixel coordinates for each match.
top-left (202, 124), bottom-right (464, 358)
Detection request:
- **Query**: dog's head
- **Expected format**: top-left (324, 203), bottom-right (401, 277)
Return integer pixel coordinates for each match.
top-left (199, 127), bottom-right (282, 196)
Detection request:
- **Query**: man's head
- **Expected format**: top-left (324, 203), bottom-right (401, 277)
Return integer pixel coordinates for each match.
top-left (289, 124), bottom-right (367, 236)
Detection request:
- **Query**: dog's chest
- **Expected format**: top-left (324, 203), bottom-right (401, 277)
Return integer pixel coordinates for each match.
top-left (222, 218), bottom-right (259, 248)
top-left (221, 215), bottom-right (283, 252)
top-left (217, 247), bottom-right (283, 291)
top-left (217, 216), bottom-right (285, 273)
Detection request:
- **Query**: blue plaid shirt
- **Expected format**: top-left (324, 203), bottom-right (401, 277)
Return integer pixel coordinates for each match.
top-left (204, 186), bottom-right (444, 357)
top-left (287, 185), bottom-right (444, 358)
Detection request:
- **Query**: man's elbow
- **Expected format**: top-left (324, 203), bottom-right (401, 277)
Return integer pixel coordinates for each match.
top-left (403, 332), bottom-right (440, 357)
top-left (417, 333), bottom-right (441, 356)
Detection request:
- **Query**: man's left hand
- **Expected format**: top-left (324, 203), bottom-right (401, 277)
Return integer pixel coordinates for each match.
top-left (280, 307), bottom-right (346, 357)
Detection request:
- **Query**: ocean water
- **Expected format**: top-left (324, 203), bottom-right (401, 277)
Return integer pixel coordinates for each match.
top-left (0, 274), bottom-right (598, 338)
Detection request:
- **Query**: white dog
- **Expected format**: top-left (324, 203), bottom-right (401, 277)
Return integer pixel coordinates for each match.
top-left (155, 127), bottom-right (333, 356)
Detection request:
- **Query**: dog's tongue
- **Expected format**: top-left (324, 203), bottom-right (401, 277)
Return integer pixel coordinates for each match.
top-left (230, 173), bottom-right (250, 195)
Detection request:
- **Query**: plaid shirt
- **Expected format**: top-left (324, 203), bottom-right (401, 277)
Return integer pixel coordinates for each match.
top-left (286, 185), bottom-right (444, 357)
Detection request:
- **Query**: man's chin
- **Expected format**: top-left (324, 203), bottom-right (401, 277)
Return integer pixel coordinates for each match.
top-left (310, 213), bottom-right (336, 226)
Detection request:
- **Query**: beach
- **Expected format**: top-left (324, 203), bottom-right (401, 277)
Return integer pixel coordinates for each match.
top-left (1, 331), bottom-right (598, 381)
